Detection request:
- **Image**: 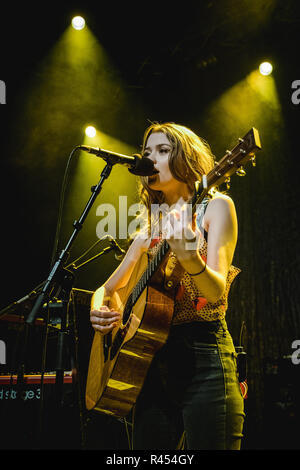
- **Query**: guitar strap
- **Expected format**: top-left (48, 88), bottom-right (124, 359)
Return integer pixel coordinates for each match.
top-left (196, 196), bottom-right (210, 242)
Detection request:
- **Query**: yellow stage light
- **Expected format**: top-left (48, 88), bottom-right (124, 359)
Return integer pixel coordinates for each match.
top-left (85, 126), bottom-right (96, 138)
top-left (259, 62), bottom-right (273, 76)
top-left (72, 16), bottom-right (86, 30)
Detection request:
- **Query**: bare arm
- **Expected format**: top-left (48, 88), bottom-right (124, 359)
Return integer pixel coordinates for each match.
top-left (168, 194), bottom-right (238, 303)
top-left (90, 235), bottom-right (150, 334)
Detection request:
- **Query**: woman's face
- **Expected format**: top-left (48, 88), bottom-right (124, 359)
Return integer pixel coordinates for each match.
top-left (143, 132), bottom-right (178, 193)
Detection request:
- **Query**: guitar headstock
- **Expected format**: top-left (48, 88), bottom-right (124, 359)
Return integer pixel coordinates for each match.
top-left (217, 127), bottom-right (261, 180)
top-left (193, 127), bottom-right (261, 203)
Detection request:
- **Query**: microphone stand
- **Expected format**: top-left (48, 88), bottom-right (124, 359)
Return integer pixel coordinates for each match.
top-left (20, 161), bottom-right (114, 438)
top-left (66, 245), bottom-right (118, 271)
top-left (26, 162), bottom-right (113, 327)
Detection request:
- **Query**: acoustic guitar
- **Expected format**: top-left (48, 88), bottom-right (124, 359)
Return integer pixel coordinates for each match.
top-left (85, 128), bottom-right (261, 417)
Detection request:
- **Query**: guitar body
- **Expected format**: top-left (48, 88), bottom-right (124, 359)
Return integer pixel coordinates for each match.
top-left (85, 250), bottom-right (184, 417)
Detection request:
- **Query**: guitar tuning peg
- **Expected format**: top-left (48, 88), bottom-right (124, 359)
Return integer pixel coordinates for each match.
top-left (251, 155), bottom-right (256, 167)
top-left (225, 177), bottom-right (231, 189)
top-left (236, 166), bottom-right (246, 176)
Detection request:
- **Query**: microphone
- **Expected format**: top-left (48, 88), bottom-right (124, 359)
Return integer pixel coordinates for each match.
top-left (108, 237), bottom-right (126, 260)
top-left (78, 145), bottom-right (158, 176)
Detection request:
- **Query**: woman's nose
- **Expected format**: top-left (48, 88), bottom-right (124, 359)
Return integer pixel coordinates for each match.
top-left (148, 153), bottom-right (156, 163)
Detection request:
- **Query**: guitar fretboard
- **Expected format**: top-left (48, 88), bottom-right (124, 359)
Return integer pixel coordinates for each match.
top-left (123, 239), bottom-right (169, 322)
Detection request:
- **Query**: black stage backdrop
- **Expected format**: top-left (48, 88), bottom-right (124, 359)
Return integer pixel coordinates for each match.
top-left (0, 1), bottom-right (299, 451)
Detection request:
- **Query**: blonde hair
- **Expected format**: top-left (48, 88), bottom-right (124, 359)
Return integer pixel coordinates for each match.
top-left (139, 122), bottom-right (215, 212)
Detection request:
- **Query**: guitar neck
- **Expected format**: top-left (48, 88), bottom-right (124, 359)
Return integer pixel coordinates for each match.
top-left (124, 239), bottom-right (170, 320)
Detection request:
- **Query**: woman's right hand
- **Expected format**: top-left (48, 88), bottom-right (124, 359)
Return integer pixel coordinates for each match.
top-left (90, 305), bottom-right (121, 335)
top-left (89, 234), bottom-right (150, 336)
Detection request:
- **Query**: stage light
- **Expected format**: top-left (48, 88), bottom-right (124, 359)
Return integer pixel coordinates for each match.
top-left (259, 62), bottom-right (273, 76)
top-left (72, 16), bottom-right (86, 30)
top-left (85, 126), bottom-right (96, 138)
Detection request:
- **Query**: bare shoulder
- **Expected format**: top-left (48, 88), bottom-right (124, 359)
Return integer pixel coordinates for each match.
top-left (207, 191), bottom-right (236, 210)
top-left (204, 191), bottom-right (237, 228)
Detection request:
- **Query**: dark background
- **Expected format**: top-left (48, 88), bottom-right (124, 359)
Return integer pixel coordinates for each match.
top-left (0, 0), bottom-right (299, 451)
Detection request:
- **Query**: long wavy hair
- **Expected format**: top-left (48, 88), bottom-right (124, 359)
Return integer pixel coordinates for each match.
top-left (139, 122), bottom-right (216, 212)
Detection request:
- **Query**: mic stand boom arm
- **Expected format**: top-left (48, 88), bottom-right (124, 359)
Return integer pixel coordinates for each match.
top-left (66, 245), bottom-right (115, 271)
top-left (26, 162), bottom-right (113, 326)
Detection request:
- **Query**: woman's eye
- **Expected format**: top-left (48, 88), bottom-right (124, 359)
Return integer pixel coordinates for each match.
top-left (142, 147), bottom-right (170, 158)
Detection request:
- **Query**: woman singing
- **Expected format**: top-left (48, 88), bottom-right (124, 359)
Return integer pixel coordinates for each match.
top-left (89, 122), bottom-right (245, 450)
